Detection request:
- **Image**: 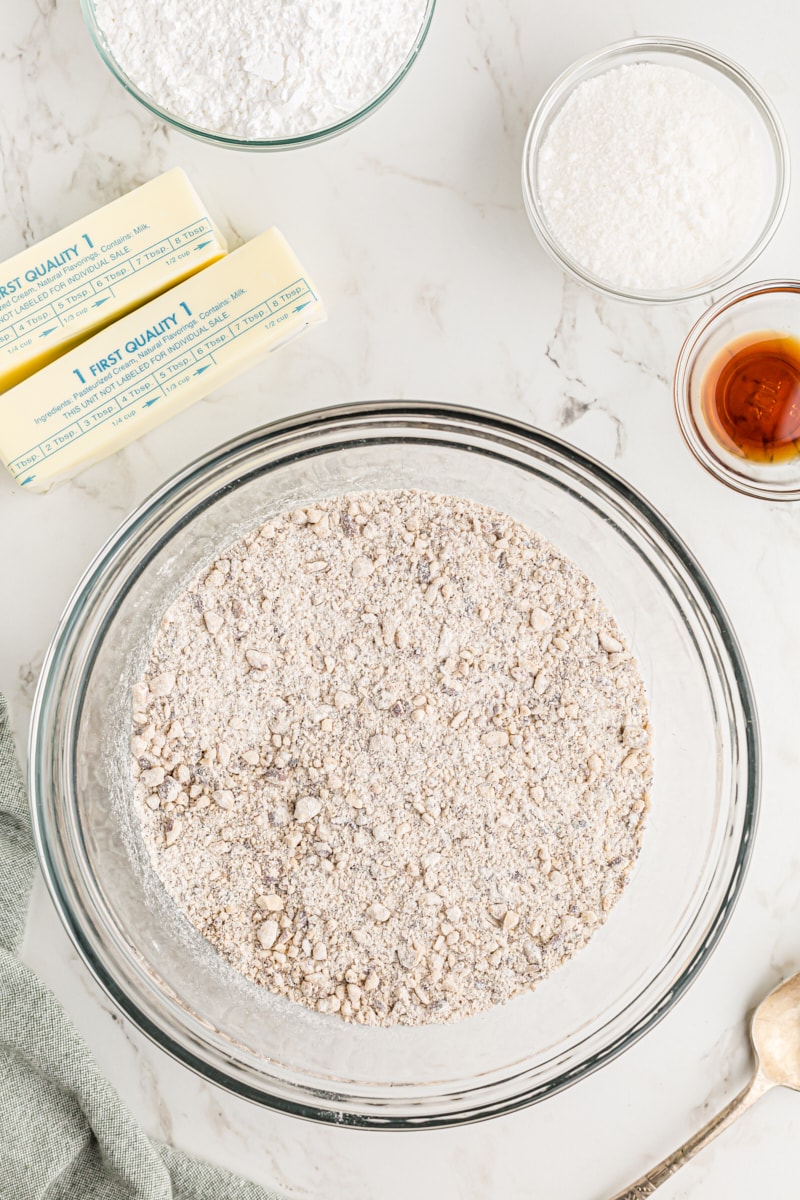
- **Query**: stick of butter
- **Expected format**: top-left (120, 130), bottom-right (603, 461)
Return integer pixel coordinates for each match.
top-left (0, 229), bottom-right (324, 492)
top-left (0, 168), bottom-right (227, 392)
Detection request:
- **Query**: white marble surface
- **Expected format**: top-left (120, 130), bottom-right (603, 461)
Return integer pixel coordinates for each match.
top-left (2, 0), bottom-right (799, 1196)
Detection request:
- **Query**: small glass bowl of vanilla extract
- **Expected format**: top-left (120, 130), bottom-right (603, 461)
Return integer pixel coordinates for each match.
top-left (675, 280), bottom-right (800, 500)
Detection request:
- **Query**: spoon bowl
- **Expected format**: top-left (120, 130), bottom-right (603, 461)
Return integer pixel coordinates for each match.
top-left (752, 969), bottom-right (800, 1091)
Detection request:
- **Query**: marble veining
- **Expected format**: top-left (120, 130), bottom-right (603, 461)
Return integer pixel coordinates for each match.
top-left (3, 0), bottom-right (800, 1196)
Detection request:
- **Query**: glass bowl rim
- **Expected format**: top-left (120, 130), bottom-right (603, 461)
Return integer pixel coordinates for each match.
top-left (79, 0), bottom-right (437, 150)
top-left (674, 278), bottom-right (800, 501)
top-left (28, 401), bottom-right (761, 1126)
top-left (521, 35), bottom-right (791, 304)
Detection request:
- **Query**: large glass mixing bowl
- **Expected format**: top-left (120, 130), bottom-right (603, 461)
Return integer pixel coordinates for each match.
top-left (30, 404), bottom-right (759, 1127)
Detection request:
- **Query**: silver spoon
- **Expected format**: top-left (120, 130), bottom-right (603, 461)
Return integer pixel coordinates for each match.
top-left (610, 969), bottom-right (800, 1198)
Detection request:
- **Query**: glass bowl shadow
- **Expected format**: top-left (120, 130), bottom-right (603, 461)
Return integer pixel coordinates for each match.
top-left (522, 36), bottom-right (790, 304)
top-left (30, 403), bottom-right (759, 1127)
top-left (80, 0), bottom-right (436, 150)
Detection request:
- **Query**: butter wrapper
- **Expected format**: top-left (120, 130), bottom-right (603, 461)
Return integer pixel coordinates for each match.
top-left (0, 229), bottom-right (324, 492)
top-left (0, 167), bottom-right (227, 392)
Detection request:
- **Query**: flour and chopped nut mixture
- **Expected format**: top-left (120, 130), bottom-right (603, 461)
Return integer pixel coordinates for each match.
top-left (131, 491), bottom-right (652, 1026)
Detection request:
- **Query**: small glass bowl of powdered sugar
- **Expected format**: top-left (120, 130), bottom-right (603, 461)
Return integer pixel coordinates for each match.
top-left (81, 0), bottom-right (436, 149)
top-left (522, 37), bottom-right (789, 304)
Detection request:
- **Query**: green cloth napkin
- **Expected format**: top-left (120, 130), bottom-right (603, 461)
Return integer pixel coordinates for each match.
top-left (0, 693), bottom-right (280, 1200)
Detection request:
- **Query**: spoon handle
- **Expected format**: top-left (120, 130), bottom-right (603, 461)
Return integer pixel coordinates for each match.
top-left (608, 1072), bottom-right (771, 1198)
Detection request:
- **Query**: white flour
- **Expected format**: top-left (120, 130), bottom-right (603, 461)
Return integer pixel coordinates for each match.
top-left (93, 0), bottom-right (429, 139)
top-left (536, 63), bottom-right (763, 292)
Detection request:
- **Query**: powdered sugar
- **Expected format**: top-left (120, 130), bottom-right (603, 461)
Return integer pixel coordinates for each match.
top-left (536, 63), bottom-right (764, 292)
top-left (92, 0), bottom-right (429, 139)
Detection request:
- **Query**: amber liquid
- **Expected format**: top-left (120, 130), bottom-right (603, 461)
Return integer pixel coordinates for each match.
top-left (701, 332), bottom-right (800, 463)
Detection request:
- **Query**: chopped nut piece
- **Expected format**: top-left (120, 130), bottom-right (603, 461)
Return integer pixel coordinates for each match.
top-left (530, 607), bottom-right (553, 631)
top-left (149, 672), bottom-right (176, 697)
top-left (397, 944), bottom-right (421, 969)
top-left (294, 795), bottom-right (322, 822)
top-left (164, 818), bottom-right (182, 847)
top-left (351, 557), bottom-right (375, 579)
top-left (140, 766), bottom-right (165, 788)
top-left (367, 902), bottom-right (391, 922)
top-left (523, 938), bottom-right (542, 965)
top-left (257, 920), bottom-right (280, 950)
top-left (533, 670), bottom-right (549, 695)
top-left (599, 632), bottom-right (623, 653)
top-left (203, 612), bottom-right (224, 635)
top-left (158, 776), bottom-right (181, 805)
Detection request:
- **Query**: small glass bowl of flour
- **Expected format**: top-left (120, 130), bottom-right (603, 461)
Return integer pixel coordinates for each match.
top-left (522, 38), bottom-right (789, 303)
top-left (82, 0), bottom-right (436, 148)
